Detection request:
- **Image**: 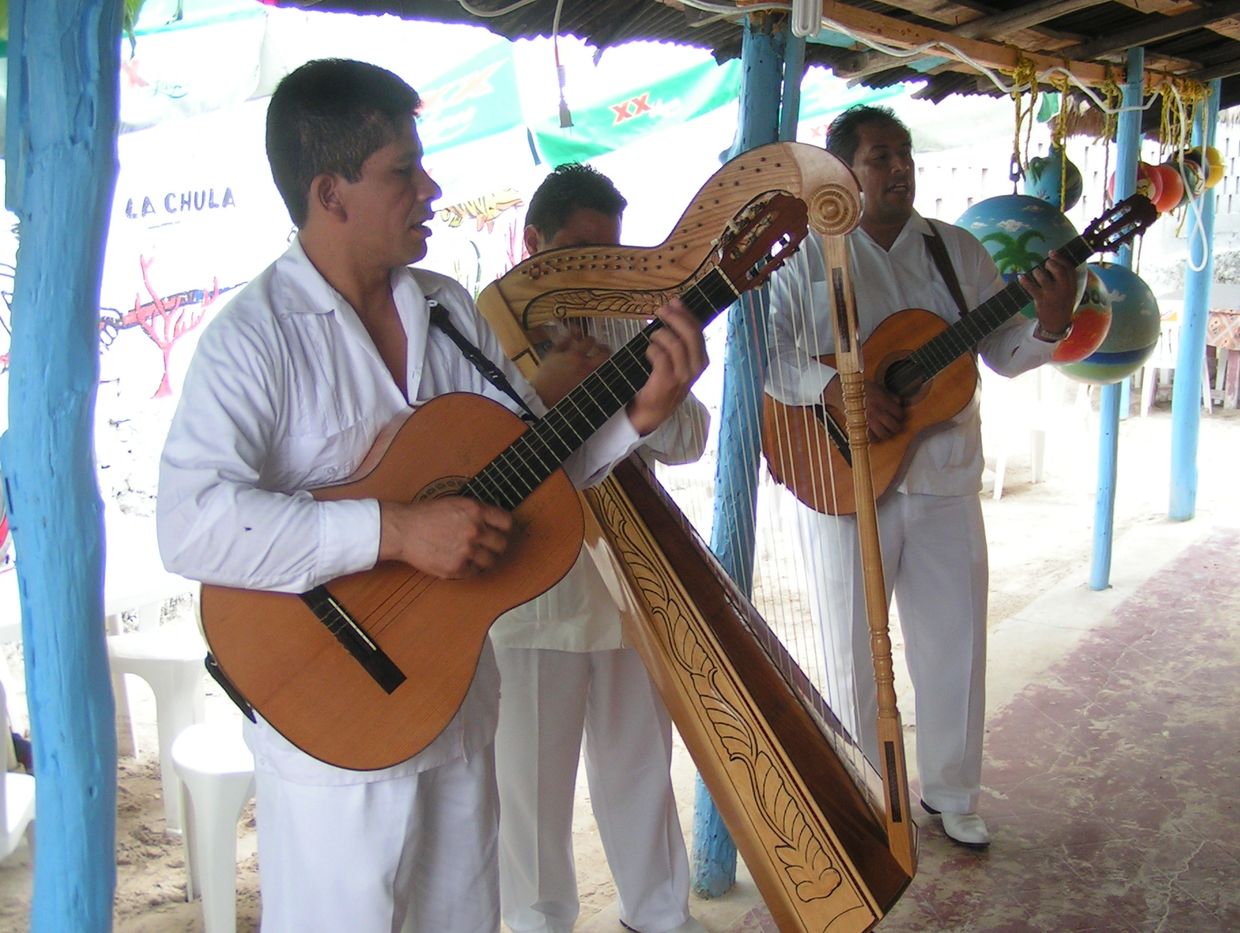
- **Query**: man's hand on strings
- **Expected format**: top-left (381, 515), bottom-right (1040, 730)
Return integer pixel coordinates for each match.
top-left (531, 328), bottom-right (610, 406)
top-left (627, 299), bottom-right (708, 436)
top-left (378, 497), bottom-right (513, 579)
top-left (1021, 249), bottom-right (1078, 337)
top-left (823, 375), bottom-right (905, 441)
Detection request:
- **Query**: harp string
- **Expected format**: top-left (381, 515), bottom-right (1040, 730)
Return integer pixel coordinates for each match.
top-left (751, 260), bottom-right (883, 807)
top-left (536, 232), bottom-right (902, 832)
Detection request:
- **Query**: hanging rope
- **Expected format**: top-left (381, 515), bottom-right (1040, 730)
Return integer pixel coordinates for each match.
top-left (1051, 70), bottom-right (1072, 209)
top-left (1008, 58), bottom-right (1039, 192)
top-left (1099, 70), bottom-right (1121, 208)
top-left (1156, 77), bottom-right (1211, 267)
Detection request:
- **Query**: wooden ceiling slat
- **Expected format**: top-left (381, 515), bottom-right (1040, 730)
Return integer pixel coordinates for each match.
top-left (1057, 0), bottom-right (1240, 59)
top-left (953, 0), bottom-right (1111, 38)
top-left (819, 0), bottom-right (1111, 82)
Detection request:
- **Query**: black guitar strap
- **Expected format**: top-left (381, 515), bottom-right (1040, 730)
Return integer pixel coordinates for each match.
top-left (428, 301), bottom-right (538, 422)
top-left (923, 220), bottom-right (970, 318)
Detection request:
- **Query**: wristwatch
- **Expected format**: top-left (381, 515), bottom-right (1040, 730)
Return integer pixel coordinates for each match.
top-left (1033, 321), bottom-right (1071, 342)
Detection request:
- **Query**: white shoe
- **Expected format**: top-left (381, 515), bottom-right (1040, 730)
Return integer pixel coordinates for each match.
top-left (667, 920), bottom-right (708, 933)
top-left (921, 798), bottom-right (989, 847)
top-left (940, 811), bottom-right (990, 847)
top-left (623, 917), bottom-right (708, 933)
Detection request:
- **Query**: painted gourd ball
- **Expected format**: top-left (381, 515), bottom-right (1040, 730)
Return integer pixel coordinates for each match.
top-left (1024, 148), bottom-right (1083, 211)
top-left (1056, 262), bottom-right (1160, 384)
top-left (957, 194), bottom-right (1084, 318)
top-left (1052, 265), bottom-right (1112, 363)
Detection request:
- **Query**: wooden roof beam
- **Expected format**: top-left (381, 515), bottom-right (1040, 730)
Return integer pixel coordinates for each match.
top-left (1057, 0), bottom-right (1240, 60)
top-left (817, 0), bottom-right (1112, 84)
top-left (952, 0), bottom-right (1111, 38)
top-left (834, 0), bottom-right (1112, 81)
top-left (1193, 57), bottom-right (1240, 81)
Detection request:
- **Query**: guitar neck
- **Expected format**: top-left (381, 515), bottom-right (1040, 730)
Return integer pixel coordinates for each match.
top-left (461, 265), bottom-right (738, 510)
top-left (907, 233), bottom-right (1092, 380)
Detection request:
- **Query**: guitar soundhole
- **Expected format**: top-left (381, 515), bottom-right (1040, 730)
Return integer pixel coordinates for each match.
top-left (419, 475), bottom-right (468, 500)
top-left (883, 358), bottom-right (926, 400)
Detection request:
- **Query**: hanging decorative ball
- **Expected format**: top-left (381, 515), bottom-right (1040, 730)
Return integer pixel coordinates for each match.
top-left (1169, 157), bottom-right (1206, 210)
top-left (1107, 162), bottom-right (1162, 206)
top-left (1150, 163), bottom-right (1184, 213)
top-left (956, 193), bottom-right (1085, 318)
top-left (1203, 145), bottom-right (1225, 189)
top-left (1023, 147), bottom-right (1084, 211)
top-left (1056, 262), bottom-right (1160, 384)
top-left (1051, 265), bottom-right (1113, 363)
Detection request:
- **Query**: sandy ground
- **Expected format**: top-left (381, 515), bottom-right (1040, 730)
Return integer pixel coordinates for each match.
top-left (1, 365), bottom-right (1237, 932)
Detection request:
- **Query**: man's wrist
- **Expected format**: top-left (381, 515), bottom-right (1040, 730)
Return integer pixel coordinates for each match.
top-left (1033, 320), bottom-right (1072, 343)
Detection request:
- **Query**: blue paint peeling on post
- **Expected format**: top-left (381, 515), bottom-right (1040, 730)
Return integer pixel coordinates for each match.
top-left (693, 14), bottom-right (801, 900)
top-left (3, 2), bottom-right (121, 930)
top-left (1089, 48), bottom-right (1142, 591)
top-left (1169, 79), bottom-right (1221, 520)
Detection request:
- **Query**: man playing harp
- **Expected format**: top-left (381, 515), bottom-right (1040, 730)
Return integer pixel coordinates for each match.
top-left (764, 105), bottom-right (1077, 847)
top-left (490, 163), bottom-right (710, 933)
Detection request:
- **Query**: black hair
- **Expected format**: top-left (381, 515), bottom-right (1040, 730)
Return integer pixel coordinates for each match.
top-left (265, 58), bottom-right (422, 227)
top-left (824, 104), bottom-right (910, 165)
top-left (525, 162), bottom-right (627, 240)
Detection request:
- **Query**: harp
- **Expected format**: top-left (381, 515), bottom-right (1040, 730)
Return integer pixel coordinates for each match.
top-left (476, 142), bottom-right (916, 931)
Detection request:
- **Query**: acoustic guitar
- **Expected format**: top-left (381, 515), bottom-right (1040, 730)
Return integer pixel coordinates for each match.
top-left (761, 193), bottom-right (1158, 516)
top-left (198, 191), bottom-right (808, 771)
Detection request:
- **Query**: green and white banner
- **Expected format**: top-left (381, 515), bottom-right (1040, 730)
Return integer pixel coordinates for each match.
top-left (532, 58), bottom-right (742, 165)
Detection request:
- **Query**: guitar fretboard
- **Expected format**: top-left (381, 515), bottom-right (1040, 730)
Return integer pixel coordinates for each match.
top-left (461, 266), bottom-right (740, 511)
top-left (892, 234), bottom-right (1094, 393)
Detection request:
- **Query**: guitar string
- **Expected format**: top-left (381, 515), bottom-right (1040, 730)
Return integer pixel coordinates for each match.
top-left (343, 269), bottom-right (737, 649)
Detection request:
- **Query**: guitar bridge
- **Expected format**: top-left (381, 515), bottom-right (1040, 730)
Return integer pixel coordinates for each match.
top-left (300, 586), bottom-right (407, 694)
top-left (813, 404), bottom-right (853, 467)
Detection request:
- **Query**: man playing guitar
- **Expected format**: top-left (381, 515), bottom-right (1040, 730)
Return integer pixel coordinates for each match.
top-left (156, 59), bottom-right (705, 932)
top-left (765, 104), bottom-right (1077, 848)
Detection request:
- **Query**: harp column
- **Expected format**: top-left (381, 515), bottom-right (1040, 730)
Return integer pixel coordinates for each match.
top-left (693, 11), bottom-right (806, 899)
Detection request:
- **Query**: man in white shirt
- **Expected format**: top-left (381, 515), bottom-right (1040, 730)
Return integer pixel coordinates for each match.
top-left (490, 164), bottom-right (708, 933)
top-left (766, 105), bottom-right (1077, 848)
top-left (157, 59), bottom-right (706, 933)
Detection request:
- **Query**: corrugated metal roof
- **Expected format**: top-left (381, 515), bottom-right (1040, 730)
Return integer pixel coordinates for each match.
top-left (262, 0), bottom-right (1240, 126)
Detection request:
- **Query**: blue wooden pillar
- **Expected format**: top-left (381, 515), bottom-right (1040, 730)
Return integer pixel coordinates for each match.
top-left (1169, 79), bottom-right (1221, 520)
top-left (693, 14), bottom-right (802, 898)
top-left (1089, 49), bottom-right (1143, 591)
top-left (2, 2), bottom-right (120, 930)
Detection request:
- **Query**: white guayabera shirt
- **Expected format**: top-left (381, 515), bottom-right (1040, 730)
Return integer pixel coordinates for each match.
top-left (766, 213), bottom-right (1056, 497)
top-left (158, 238), bottom-right (642, 784)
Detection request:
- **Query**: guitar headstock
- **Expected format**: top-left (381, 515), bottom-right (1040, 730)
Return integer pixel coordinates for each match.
top-left (1084, 193), bottom-right (1159, 255)
top-left (713, 192), bottom-right (809, 294)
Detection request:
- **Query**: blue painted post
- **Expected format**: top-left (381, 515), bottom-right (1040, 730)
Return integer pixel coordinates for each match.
top-left (1089, 48), bottom-right (1143, 590)
top-left (692, 14), bottom-right (799, 899)
top-left (1169, 78), bottom-right (1221, 520)
top-left (3, 3), bottom-right (120, 930)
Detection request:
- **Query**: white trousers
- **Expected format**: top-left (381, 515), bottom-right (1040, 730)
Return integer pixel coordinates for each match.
top-left (493, 646), bottom-right (690, 933)
top-left (254, 745), bottom-right (500, 933)
top-left (797, 490), bottom-right (988, 814)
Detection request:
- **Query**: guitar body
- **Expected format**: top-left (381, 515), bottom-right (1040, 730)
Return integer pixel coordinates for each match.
top-left (760, 195), bottom-right (1161, 517)
top-left (762, 307), bottom-right (978, 515)
top-left (199, 393), bottom-right (584, 771)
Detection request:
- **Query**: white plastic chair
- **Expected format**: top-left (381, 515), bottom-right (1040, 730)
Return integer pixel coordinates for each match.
top-left (107, 620), bottom-right (208, 835)
top-left (1, 678), bottom-right (36, 861)
top-left (171, 720), bottom-right (255, 933)
top-left (1139, 314), bottom-right (1212, 417)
